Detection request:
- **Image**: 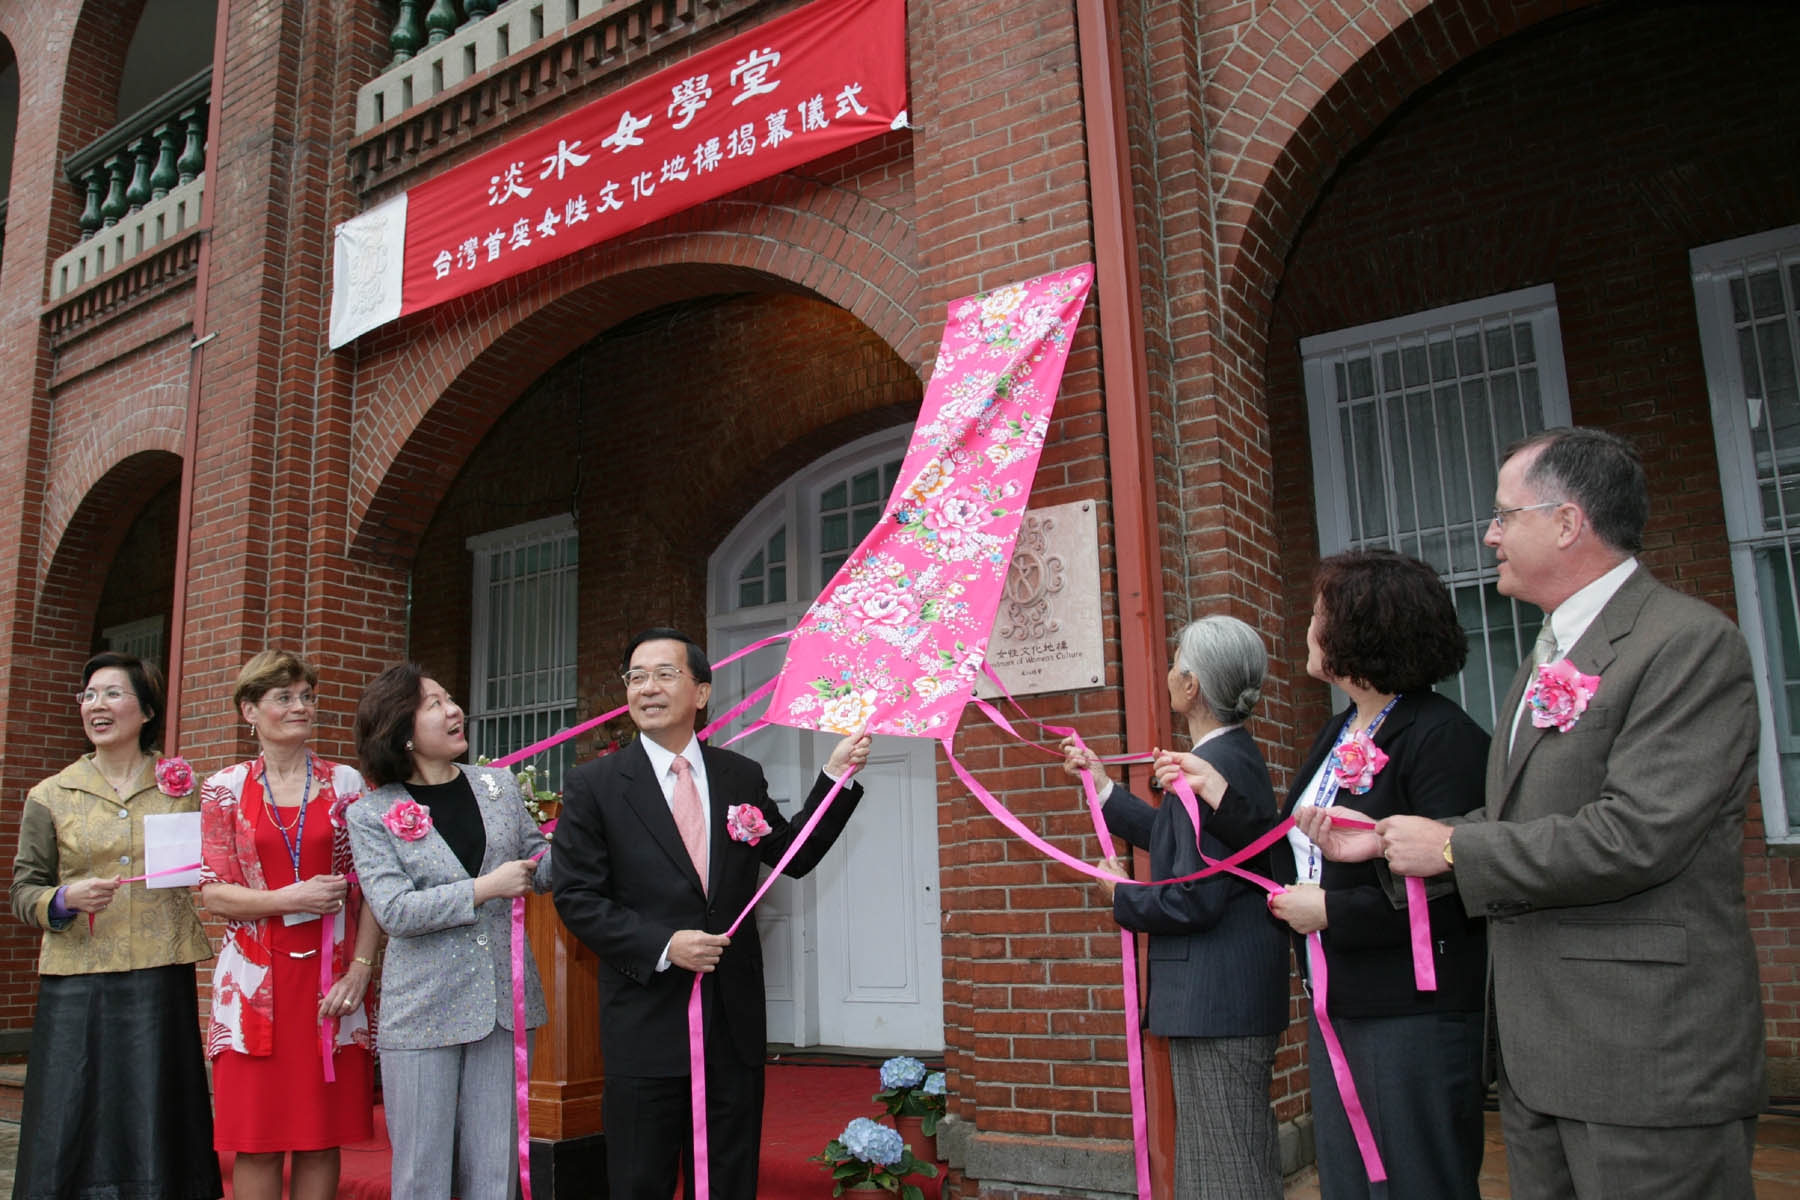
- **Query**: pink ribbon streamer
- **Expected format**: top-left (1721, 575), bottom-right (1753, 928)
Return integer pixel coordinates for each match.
top-left (86, 860), bottom-right (204, 934)
top-left (514, 892), bottom-right (535, 1200)
top-left (945, 742), bottom-right (1398, 1186)
top-left (688, 765), bottom-right (861, 1200)
top-left (320, 915), bottom-right (338, 1084)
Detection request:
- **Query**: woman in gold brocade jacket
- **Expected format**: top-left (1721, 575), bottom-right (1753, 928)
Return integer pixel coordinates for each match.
top-left (8, 652), bottom-right (221, 1200)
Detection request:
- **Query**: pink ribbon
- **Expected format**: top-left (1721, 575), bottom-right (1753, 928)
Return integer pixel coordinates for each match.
top-left (514, 891), bottom-right (534, 1200)
top-left (320, 914), bottom-right (338, 1083)
top-left (946, 720), bottom-right (1404, 1187)
top-left (689, 765), bottom-right (860, 1200)
top-left (86, 860), bottom-right (204, 934)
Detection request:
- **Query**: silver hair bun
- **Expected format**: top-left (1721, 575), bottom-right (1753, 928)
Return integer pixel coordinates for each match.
top-left (1235, 685), bottom-right (1262, 715)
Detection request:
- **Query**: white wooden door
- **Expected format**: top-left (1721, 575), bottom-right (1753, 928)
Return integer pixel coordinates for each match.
top-left (706, 427), bottom-right (945, 1053)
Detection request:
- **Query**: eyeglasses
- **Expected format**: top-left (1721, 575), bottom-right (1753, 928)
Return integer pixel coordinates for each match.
top-left (1489, 501), bottom-right (1563, 530)
top-left (622, 666), bottom-right (690, 690)
top-left (75, 687), bottom-right (132, 706)
top-left (265, 691), bottom-right (316, 710)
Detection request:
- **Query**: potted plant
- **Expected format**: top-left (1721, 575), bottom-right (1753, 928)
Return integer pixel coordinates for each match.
top-left (810, 1116), bottom-right (938, 1197)
top-left (873, 1056), bottom-right (948, 1161)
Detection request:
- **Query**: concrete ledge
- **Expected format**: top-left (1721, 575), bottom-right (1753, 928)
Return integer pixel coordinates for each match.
top-left (965, 1130), bottom-right (1136, 1196)
top-left (1280, 1113), bottom-right (1315, 1176)
top-left (0, 1031), bottom-right (28, 1058)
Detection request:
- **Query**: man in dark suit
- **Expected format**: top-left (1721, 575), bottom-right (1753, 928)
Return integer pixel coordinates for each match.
top-left (552, 627), bottom-right (870, 1200)
top-left (1337, 428), bottom-right (1765, 1199)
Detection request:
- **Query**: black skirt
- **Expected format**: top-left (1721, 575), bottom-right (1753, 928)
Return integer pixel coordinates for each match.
top-left (13, 963), bottom-right (223, 1200)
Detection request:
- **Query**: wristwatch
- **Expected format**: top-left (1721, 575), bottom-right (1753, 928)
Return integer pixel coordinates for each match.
top-left (1441, 831), bottom-right (1455, 867)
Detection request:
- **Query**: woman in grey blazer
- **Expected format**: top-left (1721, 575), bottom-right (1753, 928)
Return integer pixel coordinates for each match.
top-left (1063, 615), bottom-right (1288, 1200)
top-left (347, 664), bottom-right (552, 1200)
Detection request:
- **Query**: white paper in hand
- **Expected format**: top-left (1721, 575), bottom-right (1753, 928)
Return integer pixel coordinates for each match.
top-left (142, 812), bottom-right (203, 888)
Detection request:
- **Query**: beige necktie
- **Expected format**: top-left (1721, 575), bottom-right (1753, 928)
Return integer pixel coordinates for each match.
top-left (670, 754), bottom-right (708, 894)
top-left (1509, 622), bottom-right (1560, 752)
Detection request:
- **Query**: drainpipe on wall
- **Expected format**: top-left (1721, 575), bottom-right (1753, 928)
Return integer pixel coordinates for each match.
top-left (162, 2), bottom-right (230, 755)
top-left (1073, 0), bottom-right (1175, 1195)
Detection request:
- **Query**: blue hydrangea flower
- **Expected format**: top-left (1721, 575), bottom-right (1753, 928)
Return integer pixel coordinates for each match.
top-left (923, 1071), bottom-right (946, 1096)
top-left (880, 1055), bottom-right (928, 1090)
top-left (841, 1116), bottom-right (904, 1166)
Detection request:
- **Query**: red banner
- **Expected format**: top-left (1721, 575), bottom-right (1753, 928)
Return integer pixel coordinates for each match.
top-left (400, 0), bottom-right (907, 319)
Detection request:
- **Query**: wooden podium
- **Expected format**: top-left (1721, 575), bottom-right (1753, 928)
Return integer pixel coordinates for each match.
top-left (524, 887), bottom-right (609, 1194)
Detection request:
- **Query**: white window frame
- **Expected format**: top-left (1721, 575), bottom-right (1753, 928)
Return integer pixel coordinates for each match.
top-left (466, 513), bottom-right (578, 790)
top-left (1301, 285), bottom-right (1574, 729)
top-left (103, 615), bottom-right (165, 668)
top-left (1692, 224), bottom-right (1800, 840)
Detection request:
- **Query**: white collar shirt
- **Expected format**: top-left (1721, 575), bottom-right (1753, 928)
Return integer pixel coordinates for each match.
top-left (1509, 557), bottom-right (1638, 752)
top-left (638, 732), bottom-right (712, 829)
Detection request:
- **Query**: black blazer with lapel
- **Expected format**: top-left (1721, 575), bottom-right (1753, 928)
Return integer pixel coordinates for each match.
top-left (1103, 725), bottom-right (1288, 1038)
top-left (1207, 690), bottom-right (1489, 1017)
top-left (551, 736), bottom-right (864, 1075)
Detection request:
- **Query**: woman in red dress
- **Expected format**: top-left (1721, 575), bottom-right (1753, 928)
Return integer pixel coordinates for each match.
top-left (200, 650), bottom-right (381, 1200)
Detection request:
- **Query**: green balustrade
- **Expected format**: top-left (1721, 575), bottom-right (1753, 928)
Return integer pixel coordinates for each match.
top-left (389, 0), bottom-right (424, 62)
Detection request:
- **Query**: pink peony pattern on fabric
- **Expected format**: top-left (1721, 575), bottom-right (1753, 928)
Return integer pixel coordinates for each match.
top-left (764, 264), bottom-right (1094, 741)
top-left (155, 756), bottom-right (195, 797)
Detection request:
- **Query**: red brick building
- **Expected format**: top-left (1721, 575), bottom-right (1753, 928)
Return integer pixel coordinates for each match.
top-left (0, 0), bottom-right (1794, 1195)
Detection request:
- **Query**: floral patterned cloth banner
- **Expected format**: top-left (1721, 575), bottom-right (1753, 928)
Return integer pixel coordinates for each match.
top-left (764, 264), bottom-right (1094, 740)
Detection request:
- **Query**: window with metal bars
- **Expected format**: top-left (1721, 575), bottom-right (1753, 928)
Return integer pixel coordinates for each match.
top-left (1694, 225), bottom-right (1800, 836)
top-left (1301, 285), bottom-right (1574, 731)
top-left (466, 515), bottom-right (578, 791)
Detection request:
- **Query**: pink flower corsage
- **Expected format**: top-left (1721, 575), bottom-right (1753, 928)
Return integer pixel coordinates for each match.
top-left (383, 797), bottom-right (434, 841)
top-left (155, 756), bottom-right (194, 797)
top-left (1330, 731), bottom-right (1388, 795)
top-left (1526, 659), bottom-right (1601, 732)
top-left (726, 804), bottom-right (773, 845)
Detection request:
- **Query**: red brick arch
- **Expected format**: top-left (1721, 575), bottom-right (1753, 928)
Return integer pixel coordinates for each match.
top-left (38, 387), bottom-right (186, 592)
top-left (347, 181), bottom-right (922, 560)
top-left (1207, 0), bottom-right (1605, 347)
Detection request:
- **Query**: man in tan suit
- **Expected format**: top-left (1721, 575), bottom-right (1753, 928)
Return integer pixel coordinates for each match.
top-left (1307, 428), bottom-right (1765, 1199)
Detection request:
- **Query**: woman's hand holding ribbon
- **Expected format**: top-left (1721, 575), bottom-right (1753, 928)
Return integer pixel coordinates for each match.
top-left (1059, 736), bottom-right (1113, 792)
top-left (1151, 750), bottom-right (1229, 810)
top-left (63, 875), bottom-right (123, 913)
top-left (1375, 814), bottom-right (1456, 877)
top-left (1092, 854), bottom-right (1127, 903)
top-left (284, 872), bottom-right (349, 915)
top-left (1294, 805), bottom-right (1383, 862)
top-left (1269, 882), bottom-right (1329, 934)
top-left (318, 955), bottom-right (371, 1021)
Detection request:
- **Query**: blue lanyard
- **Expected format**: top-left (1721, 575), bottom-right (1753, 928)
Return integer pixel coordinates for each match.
top-left (1304, 695), bottom-right (1400, 881)
top-left (261, 753), bottom-right (314, 883)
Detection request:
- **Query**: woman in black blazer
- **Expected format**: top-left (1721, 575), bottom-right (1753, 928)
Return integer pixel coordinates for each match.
top-left (1165, 550), bottom-right (1489, 1200)
top-left (1063, 614), bottom-right (1287, 1200)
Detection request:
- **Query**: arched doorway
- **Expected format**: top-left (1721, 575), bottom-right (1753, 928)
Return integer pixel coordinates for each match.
top-left (708, 426), bottom-right (944, 1053)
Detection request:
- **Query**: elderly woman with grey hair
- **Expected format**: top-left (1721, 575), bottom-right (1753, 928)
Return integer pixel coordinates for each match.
top-left (1062, 615), bottom-right (1287, 1200)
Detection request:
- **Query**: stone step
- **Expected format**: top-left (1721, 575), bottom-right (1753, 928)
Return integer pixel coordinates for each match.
top-left (0, 1062), bottom-right (25, 1124)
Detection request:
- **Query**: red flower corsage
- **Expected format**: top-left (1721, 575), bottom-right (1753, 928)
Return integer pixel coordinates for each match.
top-left (726, 804), bottom-right (773, 845)
top-left (155, 756), bottom-right (195, 797)
top-left (1329, 731), bottom-right (1387, 795)
top-left (383, 797), bottom-right (433, 841)
top-left (1525, 659), bottom-right (1601, 732)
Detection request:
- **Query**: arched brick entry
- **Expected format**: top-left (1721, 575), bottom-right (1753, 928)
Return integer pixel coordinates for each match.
top-left (348, 183), bottom-right (922, 558)
top-left (1206, 0), bottom-right (1604, 346)
top-left (38, 386), bottom-right (185, 595)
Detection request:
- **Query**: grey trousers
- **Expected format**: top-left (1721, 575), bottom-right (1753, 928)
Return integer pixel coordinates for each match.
top-left (381, 1024), bottom-right (534, 1200)
top-left (1498, 1060), bottom-right (1755, 1200)
top-left (1169, 1033), bottom-right (1283, 1200)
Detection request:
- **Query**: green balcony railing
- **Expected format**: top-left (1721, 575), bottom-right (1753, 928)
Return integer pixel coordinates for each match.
top-left (64, 68), bottom-right (209, 243)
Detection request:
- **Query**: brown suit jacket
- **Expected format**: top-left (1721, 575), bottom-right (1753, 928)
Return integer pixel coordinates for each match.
top-left (1452, 565), bottom-right (1765, 1126)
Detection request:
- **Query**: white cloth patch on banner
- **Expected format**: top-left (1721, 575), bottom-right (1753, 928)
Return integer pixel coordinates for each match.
top-left (328, 192), bottom-right (408, 349)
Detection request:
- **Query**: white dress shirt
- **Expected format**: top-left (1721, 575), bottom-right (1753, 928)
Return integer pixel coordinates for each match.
top-left (640, 733), bottom-right (710, 973)
top-left (1508, 557), bottom-right (1638, 751)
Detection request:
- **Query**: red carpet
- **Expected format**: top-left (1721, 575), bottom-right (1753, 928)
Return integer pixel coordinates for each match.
top-left (218, 1064), bottom-right (942, 1199)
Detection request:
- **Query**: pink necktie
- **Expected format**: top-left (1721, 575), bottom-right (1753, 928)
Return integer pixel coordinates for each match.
top-left (670, 755), bottom-right (708, 894)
